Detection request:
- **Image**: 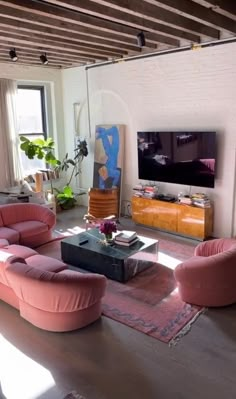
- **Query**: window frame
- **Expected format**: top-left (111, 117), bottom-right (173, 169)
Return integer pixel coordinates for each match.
top-left (17, 85), bottom-right (47, 139)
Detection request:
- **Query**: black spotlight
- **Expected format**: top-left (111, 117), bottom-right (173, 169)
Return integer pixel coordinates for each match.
top-left (9, 48), bottom-right (18, 62)
top-left (40, 53), bottom-right (48, 65)
top-left (137, 31), bottom-right (146, 47)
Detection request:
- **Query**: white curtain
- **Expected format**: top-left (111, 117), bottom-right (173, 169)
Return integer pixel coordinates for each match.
top-left (0, 79), bottom-right (23, 189)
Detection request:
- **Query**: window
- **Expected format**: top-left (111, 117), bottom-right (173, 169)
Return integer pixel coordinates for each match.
top-left (17, 85), bottom-right (47, 174)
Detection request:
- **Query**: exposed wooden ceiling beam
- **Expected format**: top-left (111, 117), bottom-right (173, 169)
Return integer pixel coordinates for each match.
top-left (0, 0), bottom-right (179, 46)
top-left (0, 26), bottom-right (131, 55)
top-left (0, 44), bottom-right (95, 62)
top-left (41, 0), bottom-right (199, 43)
top-left (149, 0), bottom-right (236, 34)
top-left (0, 48), bottom-right (92, 64)
top-left (193, 0), bottom-right (236, 15)
top-left (0, 42), bottom-right (108, 61)
top-left (0, 57), bottom-right (67, 68)
top-left (0, 0), bottom-right (234, 69)
top-left (0, 30), bottom-right (127, 58)
top-left (0, 35), bottom-right (111, 60)
top-left (0, 56), bottom-right (75, 67)
top-left (80, 0), bottom-right (219, 38)
top-left (0, 15), bottom-right (153, 51)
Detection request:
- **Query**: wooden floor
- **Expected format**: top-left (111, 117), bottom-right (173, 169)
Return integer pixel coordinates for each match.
top-left (1, 207), bottom-right (236, 399)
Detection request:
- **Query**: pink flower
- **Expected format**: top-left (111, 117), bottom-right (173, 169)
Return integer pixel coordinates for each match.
top-left (99, 221), bottom-right (117, 235)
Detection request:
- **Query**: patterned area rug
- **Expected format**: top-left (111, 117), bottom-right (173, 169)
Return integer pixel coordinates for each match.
top-left (37, 237), bottom-right (203, 344)
top-left (102, 263), bottom-right (203, 343)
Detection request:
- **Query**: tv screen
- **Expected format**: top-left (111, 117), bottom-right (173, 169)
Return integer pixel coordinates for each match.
top-left (137, 131), bottom-right (216, 188)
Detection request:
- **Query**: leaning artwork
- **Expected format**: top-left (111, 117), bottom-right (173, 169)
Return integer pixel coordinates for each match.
top-left (93, 124), bottom-right (125, 191)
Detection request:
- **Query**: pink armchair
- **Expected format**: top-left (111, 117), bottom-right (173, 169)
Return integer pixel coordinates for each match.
top-left (174, 238), bottom-right (236, 307)
top-left (0, 203), bottom-right (55, 247)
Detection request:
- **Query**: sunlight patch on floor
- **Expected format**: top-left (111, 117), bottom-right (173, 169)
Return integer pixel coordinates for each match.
top-left (67, 226), bottom-right (85, 234)
top-left (158, 251), bottom-right (182, 270)
top-left (0, 334), bottom-right (55, 399)
top-left (54, 225), bottom-right (85, 236)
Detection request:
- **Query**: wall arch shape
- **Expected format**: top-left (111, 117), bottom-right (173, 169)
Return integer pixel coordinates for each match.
top-left (78, 89), bottom-right (136, 200)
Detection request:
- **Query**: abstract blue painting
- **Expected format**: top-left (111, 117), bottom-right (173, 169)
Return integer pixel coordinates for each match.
top-left (93, 124), bottom-right (125, 191)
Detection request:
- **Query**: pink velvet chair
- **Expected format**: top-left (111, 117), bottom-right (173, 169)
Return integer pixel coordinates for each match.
top-left (0, 203), bottom-right (55, 247)
top-left (174, 238), bottom-right (236, 307)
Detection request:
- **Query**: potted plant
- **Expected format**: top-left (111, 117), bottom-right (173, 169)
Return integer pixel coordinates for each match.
top-left (54, 139), bottom-right (88, 210)
top-left (20, 136), bottom-right (88, 210)
top-left (20, 136), bottom-right (61, 194)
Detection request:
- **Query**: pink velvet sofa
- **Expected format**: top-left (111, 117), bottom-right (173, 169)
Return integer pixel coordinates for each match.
top-left (174, 238), bottom-right (236, 307)
top-left (0, 203), bottom-right (55, 248)
top-left (0, 240), bottom-right (106, 331)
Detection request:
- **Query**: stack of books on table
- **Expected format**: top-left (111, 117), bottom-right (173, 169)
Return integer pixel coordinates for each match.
top-left (114, 231), bottom-right (139, 246)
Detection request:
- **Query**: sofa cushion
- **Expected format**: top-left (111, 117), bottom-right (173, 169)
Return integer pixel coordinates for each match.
top-left (0, 227), bottom-right (19, 244)
top-left (19, 230), bottom-right (53, 249)
top-left (0, 244), bottom-right (37, 259)
top-left (26, 254), bottom-right (67, 273)
top-left (0, 244), bottom-right (66, 273)
top-left (7, 221), bottom-right (48, 239)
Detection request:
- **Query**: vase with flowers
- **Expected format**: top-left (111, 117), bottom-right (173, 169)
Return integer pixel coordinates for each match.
top-left (99, 220), bottom-right (117, 244)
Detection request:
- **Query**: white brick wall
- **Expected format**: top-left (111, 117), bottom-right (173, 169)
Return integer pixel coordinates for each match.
top-left (62, 42), bottom-right (236, 238)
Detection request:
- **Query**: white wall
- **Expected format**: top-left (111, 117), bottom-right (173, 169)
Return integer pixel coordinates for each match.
top-left (0, 63), bottom-right (65, 160)
top-left (62, 42), bottom-right (236, 238)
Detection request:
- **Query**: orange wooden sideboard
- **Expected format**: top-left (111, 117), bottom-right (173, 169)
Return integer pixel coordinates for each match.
top-left (131, 196), bottom-right (213, 240)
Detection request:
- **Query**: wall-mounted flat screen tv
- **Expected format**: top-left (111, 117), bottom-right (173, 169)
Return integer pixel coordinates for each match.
top-left (137, 131), bottom-right (216, 188)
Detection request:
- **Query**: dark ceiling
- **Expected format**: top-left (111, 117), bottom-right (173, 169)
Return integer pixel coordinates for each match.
top-left (0, 0), bottom-right (235, 69)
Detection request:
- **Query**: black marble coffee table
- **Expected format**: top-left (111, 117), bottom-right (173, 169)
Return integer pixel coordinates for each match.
top-left (61, 228), bottom-right (158, 282)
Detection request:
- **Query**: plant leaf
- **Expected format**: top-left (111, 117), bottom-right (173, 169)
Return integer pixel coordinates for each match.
top-left (20, 136), bottom-right (29, 142)
top-left (33, 138), bottom-right (45, 146)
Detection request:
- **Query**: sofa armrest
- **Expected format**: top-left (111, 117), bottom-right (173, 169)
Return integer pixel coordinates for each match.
top-left (6, 263), bottom-right (106, 313)
top-left (31, 205), bottom-right (56, 229)
top-left (0, 250), bottom-right (26, 265)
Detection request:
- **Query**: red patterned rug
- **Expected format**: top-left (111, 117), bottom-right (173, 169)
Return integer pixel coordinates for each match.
top-left (37, 237), bottom-right (203, 344)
